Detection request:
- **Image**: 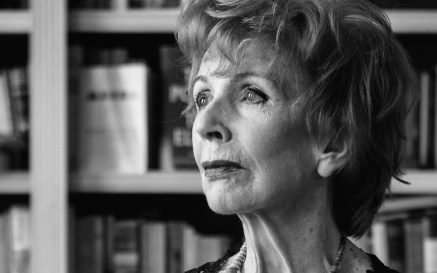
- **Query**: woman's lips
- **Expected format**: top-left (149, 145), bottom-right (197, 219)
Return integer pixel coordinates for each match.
top-left (201, 160), bottom-right (244, 178)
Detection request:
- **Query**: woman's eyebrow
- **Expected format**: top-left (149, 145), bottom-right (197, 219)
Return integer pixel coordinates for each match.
top-left (192, 71), bottom-right (278, 89)
top-left (192, 75), bottom-right (208, 86)
top-left (230, 71), bottom-right (278, 89)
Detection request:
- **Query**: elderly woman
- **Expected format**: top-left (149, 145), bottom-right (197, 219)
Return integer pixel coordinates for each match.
top-left (176, 0), bottom-right (417, 272)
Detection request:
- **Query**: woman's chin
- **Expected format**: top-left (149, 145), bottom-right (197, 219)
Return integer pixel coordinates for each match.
top-left (204, 189), bottom-right (254, 215)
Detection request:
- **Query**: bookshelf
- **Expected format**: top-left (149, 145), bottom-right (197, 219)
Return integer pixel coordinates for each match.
top-left (67, 9), bottom-right (437, 33)
top-left (0, 3), bottom-right (437, 273)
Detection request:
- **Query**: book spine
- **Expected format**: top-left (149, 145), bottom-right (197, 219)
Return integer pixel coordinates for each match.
top-left (404, 217), bottom-right (424, 273)
top-left (7, 205), bottom-right (30, 273)
top-left (6, 67), bottom-right (29, 140)
top-left (0, 211), bottom-right (9, 273)
top-left (159, 46), bottom-right (197, 170)
top-left (112, 220), bottom-right (140, 273)
top-left (387, 219), bottom-right (405, 273)
top-left (0, 70), bottom-right (14, 137)
top-left (434, 65), bottom-right (437, 169)
top-left (419, 70), bottom-right (432, 167)
top-left (78, 62), bottom-right (149, 174)
top-left (140, 221), bottom-right (167, 273)
top-left (371, 220), bottom-right (389, 265)
top-left (167, 222), bottom-right (184, 273)
top-left (76, 215), bottom-right (105, 273)
top-left (423, 214), bottom-right (437, 273)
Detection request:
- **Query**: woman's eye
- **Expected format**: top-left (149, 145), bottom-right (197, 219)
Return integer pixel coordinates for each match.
top-left (243, 87), bottom-right (267, 104)
top-left (195, 92), bottom-right (211, 109)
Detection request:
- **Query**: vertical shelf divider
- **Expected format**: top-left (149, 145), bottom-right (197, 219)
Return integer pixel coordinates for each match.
top-left (30, 0), bottom-right (68, 273)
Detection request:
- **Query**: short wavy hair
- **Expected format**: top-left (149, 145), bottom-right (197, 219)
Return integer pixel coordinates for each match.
top-left (176, 0), bottom-right (418, 238)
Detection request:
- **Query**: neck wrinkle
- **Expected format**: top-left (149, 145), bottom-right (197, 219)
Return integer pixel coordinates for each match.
top-left (237, 185), bottom-right (340, 273)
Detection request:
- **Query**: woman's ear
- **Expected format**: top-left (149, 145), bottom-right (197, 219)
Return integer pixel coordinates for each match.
top-left (317, 141), bottom-right (348, 178)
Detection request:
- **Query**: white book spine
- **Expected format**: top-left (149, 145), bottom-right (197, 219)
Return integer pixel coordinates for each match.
top-left (0, 71), bottom-right (13, 136)
top-left (78, 63), bottom-right (148, 174)
top-left (371, 221), bottom-right (389, 266)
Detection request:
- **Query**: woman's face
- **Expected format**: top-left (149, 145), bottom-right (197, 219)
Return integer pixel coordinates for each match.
top-left (192, 48), bottom-right (321, 215)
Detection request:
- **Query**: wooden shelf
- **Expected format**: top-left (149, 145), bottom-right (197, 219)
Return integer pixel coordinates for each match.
top-left (69, 9), bottom-right (179, 33)
top-left (67, 169), bottom-right (436, 194)
top-left (0, 169), bottom-right (434, 195)
top-left (0, 9), bottom-right (436, 34)
top-left (67, 9), bottom-right (437, 34)
top-left (386, 10), bottom-right (437, 33)
top-left (380, 196), bottom-right (437, 214)
top-left (391, 169), bottom-right (437, 194)
top-left (0, 11), bottom-right (31, 33)
top-left (0, 172), bottom-right (29, 194)
top-left (70, 171), bottom-right (202, 193)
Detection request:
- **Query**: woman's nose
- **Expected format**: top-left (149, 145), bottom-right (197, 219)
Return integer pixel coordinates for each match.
top-left (193, 99), bottom-right (232, 143)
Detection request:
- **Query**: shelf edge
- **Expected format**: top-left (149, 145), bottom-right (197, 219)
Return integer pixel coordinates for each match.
top-left (0, 11), bottom-right (32, 33)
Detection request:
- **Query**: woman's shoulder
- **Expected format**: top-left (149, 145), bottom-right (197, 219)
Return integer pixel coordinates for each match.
top-left (184, 251), bottom-right (233, 273)
top-left (366, 253), bottom-right (400, 273)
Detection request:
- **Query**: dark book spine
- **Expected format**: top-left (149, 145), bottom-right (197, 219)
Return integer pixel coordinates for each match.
top-left (159, 45), bottom-right (197, 169)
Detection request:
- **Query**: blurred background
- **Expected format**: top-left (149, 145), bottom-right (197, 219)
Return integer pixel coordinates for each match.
top-left (0, 0), bottom-right (437, 272)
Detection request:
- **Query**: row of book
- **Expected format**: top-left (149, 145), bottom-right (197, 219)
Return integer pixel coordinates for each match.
top-left (69, 0), bottom-right (181, 10)
top-left (352, 197), bottom-right (437, 273)
top-left (71, 213), bottom-right (232, 273)
top-left (0, 203), bottom-right (232, 273)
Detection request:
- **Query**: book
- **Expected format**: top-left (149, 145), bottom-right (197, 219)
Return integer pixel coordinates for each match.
top-left (68, 44), bottom-right (84, 171)
top-left (0, 70), bottom-right (14, 138)
top-left (418, 70), bottom-right (433, 168)
top-left (140, 221), bottom-right (167, 273)
top-left (77, 62), bottom-right (149, 174)
top-left (6, 66), bottom-right (29, 140)
top-left (386, 219), bottom-right (405, 272)
top-left (423, 212), bottom-right (437, 273)
top-left (7, 205), bottom-right (30, 273)
top-left (0, 211), bottom-right (9, 273)
top-left (76, 215), bottom-right (105, 273)
top-left (159, 45), bottom-right (197, 170)
top-left (167, 221), bottom-right (185, 273)
top-left (181, 224), bottom-right (197, 271)
top-left (112, 219), bottom-right (140, 273)
top-left (404, 216), bottom-right (424, 273)
top-left (434, 64), bottom-right (437, 169)
top-left (371, 220), bottom-right (389, 265)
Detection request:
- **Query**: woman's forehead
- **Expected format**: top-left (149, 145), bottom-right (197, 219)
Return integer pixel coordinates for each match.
top-left (199, 46), bottom-right (275, 78)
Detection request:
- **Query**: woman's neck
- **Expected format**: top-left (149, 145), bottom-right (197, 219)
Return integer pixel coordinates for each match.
top-left (237, 187), bottom-right (341, 273)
